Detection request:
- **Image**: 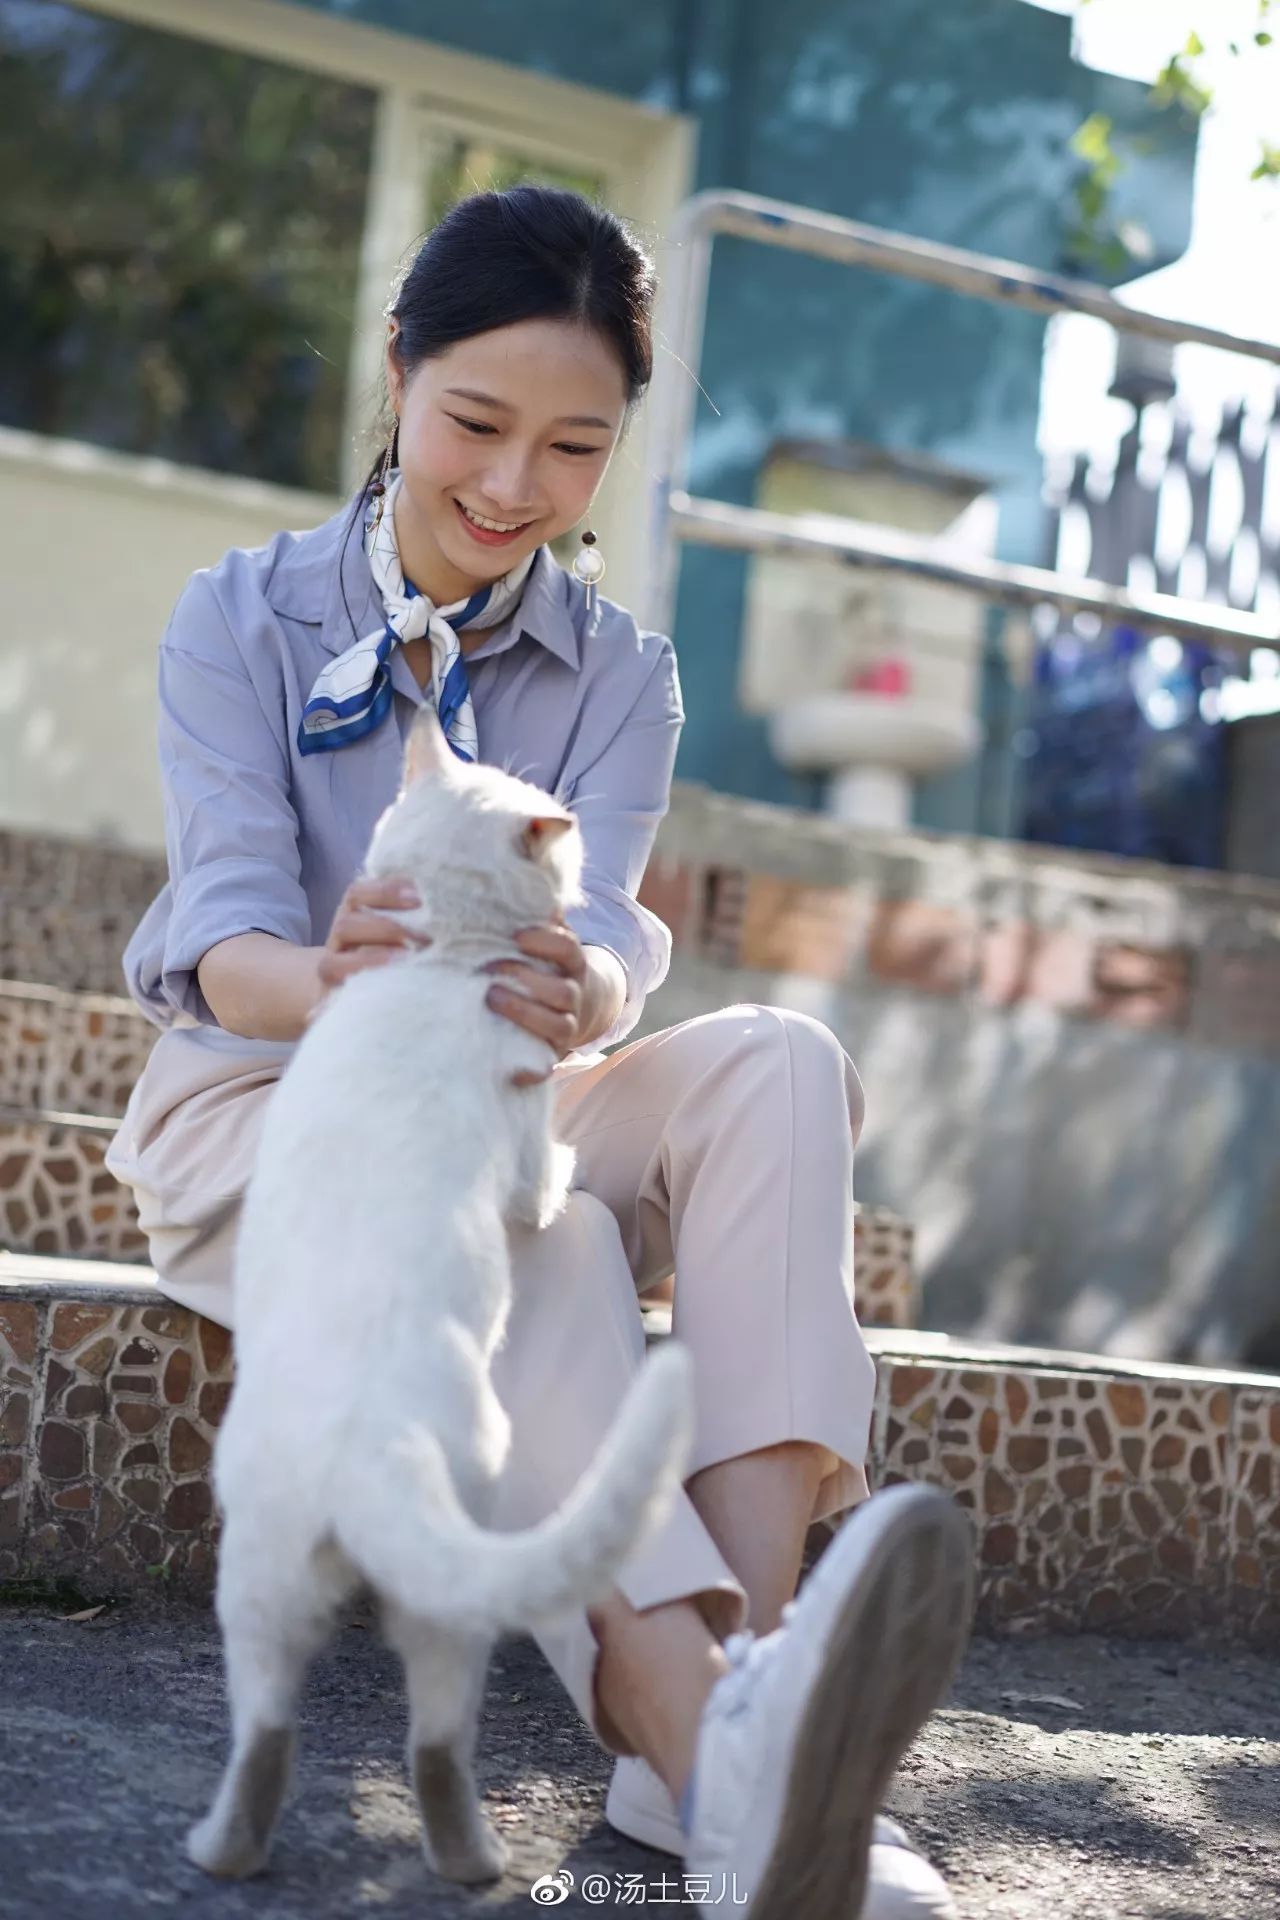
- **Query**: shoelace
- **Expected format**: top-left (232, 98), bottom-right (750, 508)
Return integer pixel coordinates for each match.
top-left (713, 1597), bottom-right (799, 1718)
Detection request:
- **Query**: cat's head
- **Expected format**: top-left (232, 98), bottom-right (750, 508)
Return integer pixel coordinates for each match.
top-left (365, 706), bottom-right (585, 935)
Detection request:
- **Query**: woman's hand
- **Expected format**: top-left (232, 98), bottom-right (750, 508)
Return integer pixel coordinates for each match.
top-left (483, 919), bottom-right (586, 1087)
top-left (312, 874), bottom-right (430, 1011)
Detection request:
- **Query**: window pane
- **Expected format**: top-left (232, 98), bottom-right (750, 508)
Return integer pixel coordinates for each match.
top-left (0, 0), bottom-right (375, 491)
top-left (425, 139), bottom-right (606, 236)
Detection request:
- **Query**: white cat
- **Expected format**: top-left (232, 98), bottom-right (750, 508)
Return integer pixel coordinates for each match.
top-left (187, 704), bottom-right (695, 1886)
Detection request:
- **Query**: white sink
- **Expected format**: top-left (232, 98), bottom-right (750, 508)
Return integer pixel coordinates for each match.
top-left (769, 692), bottom-right (981, 828)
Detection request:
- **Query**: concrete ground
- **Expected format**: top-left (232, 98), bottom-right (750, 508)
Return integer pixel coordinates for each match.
top-left (1, 1596), bottom-right (1277, 1919)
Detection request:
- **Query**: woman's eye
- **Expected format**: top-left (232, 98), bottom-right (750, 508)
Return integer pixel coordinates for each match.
top-left (448, 413), bottom-right (599, 457)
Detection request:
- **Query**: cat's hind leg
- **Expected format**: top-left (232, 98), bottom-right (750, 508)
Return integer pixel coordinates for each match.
top-left (380, 1598), bottom-right (506, 1885)
top-left (187, 1516), bottom-right (350, 1879)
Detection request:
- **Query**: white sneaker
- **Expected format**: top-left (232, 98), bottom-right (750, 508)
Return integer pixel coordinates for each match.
top-left (606, 1758), bottom-right (955, 1918)
top-left (667, 1484), bottom-right (972, 1918)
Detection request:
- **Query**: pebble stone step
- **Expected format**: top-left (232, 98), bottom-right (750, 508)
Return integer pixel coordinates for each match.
top-left (0, 979), bottom-right (920, 1328)
top-left (0, 980), bottom-right (157, 1115)
top-left (0, 979), bottom-right (157, 1260)
top-left (2, 1255), bottom-right (1276, 1645)
top-left (0, 1112), bottom-right (148, 1265)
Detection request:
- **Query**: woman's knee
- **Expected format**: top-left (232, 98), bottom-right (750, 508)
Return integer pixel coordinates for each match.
top-left (697, 1004), bottom-right (865, 1142)
top-left (506, 1188), bottom-right (633, 1313)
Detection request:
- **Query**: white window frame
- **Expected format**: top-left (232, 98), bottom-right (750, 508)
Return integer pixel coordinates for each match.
top-left (24, 0), bottom-right (696, 617)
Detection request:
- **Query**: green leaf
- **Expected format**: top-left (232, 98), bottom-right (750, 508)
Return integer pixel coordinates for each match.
top-left (1256, 29), bottom-right (1274, 43)
top-left (1152, 56), bottom-right (1213, 118)
top-left (1070, 112), bottom-right (1114, 164)
top-left (1250, 142), bottom-right (1280, 179)
top-left (1185, 31), bottom-right (1205, 56)
top-left (1076, 176), bottom-right (1106, 223)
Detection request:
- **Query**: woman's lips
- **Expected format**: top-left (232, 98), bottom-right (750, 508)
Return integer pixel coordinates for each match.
top-left (454, 499), bottom-right (533, 547)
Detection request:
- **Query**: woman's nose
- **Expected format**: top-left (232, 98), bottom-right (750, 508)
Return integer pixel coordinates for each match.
top-left (480, 447), bottom-right (539, 515)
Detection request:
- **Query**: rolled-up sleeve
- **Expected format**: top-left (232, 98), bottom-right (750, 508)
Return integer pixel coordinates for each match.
top-left (126, 574), bottom-right (312, 1027)
top-left (563, 637), bottom-right (684, 1051)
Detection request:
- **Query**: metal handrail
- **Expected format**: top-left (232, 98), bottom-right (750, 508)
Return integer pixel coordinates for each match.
top-left (669, 494), bottom-right (1280, 656)
top-left (647, 189), bottom-right (1280, 654)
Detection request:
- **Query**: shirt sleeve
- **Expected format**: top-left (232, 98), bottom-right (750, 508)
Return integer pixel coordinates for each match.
top-left (562, 636), bottom-right (685, 1051)
top-left (124, 573), bottom-right (312, 1027)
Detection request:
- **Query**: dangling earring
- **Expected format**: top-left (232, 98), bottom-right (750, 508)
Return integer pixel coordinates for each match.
top-left (369, 421), bottom-right (397, 532)
top-left (572, 528), bottom-right (606, 611)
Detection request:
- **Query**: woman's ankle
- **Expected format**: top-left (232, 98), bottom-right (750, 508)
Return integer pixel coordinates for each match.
top-left (588, 1590), bottom-right (729, 1801)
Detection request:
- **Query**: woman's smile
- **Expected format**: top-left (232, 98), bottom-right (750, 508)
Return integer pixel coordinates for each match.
top-left (454, 499), bottom-right (537, 547)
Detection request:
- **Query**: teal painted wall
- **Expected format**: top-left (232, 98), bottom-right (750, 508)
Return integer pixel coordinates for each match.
top-left (290, 0), bottom-right (1196, 830)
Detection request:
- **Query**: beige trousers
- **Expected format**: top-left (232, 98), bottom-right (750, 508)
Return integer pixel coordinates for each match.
top-left (122, 1003), bottom-right (875, 1756)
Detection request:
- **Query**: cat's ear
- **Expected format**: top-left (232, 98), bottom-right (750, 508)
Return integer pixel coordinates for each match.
top-left (402, 705), bottom-right (456, 789)
top-left (519, 815), bottom-right (574, 861)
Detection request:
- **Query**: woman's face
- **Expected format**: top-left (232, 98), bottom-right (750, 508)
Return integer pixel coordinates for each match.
top-left (386, 316), bottom-right (629, 596)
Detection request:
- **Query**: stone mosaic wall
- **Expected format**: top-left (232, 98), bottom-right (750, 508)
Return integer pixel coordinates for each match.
top-left (2, 1281), bottom-right (1276, 1643)
top-left (869, 1355), bottom-right (1246, 1638)
top-left (0, 828), bottom-right (164, 998)
top-left (0, 1169), bottom-right (913, 1325)
top-left (630, 793), bottom-right (1280, 1367)
top-left (0, 982), bottom-right (157, 1262)
top-left (636, 791), bottom-right (1280, 1055)
top-left (0, 971), bottom-right (917, 1320)
top-left (0, 829), bottom-right (165, 907)
top-left (0, 1122), bottom-right (148, 1264)
top-left (8, 810), bottom-right (1280, 1361)
top-left (0, 1168), bottom-right (913, 1324)
top-left (11, 800), bottom-right (1280, 1054)
top-left (1228, 1386), bottom-right (1280, 1644)
top-left (0, 981), bottom-right (156, 1116)
top-left (0, 1285), bottom-right (231, 1594)
top-left (823, 1336), bottom-right (1279, 1645)
top-left (853, 1205), bottom-right (916, 1330)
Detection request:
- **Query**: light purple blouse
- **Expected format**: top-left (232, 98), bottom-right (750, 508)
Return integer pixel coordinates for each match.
top-left (121, 497), bottom-right (684, 1061)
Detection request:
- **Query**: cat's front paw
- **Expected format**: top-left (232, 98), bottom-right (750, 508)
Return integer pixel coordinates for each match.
top-left (506, 1188), bottom-right (544, 1228)
top-left (508, 1142), bottom-right (576, 1230)
top-left (529, 1142), bottom-right (576, 1229)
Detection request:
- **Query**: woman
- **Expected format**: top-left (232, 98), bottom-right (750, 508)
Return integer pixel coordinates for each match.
top-left (106, 186), bottom-right (969, 1918)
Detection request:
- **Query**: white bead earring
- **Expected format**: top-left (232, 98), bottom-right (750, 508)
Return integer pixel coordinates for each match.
top-left (572, 528), bottom-right (606, 611)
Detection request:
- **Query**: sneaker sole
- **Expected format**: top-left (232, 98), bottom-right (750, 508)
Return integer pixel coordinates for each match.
top-left (736, 1485), bottom-right (974, 1919)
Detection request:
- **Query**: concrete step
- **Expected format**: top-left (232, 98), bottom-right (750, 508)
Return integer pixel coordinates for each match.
top-left (3, 1254), bottom-right (1275, 1643)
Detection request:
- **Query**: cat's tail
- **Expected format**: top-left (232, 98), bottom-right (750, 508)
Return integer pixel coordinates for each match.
top-left (330, 1339), bottom-right (696, 1635)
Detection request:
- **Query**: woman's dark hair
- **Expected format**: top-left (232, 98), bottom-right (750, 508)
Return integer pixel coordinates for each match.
top-left (338, 185), bottom-right (655, 635)
top-left (370, 180), bottom-right (656, 480)
top-left (388, 184), bottom-right (654, 415)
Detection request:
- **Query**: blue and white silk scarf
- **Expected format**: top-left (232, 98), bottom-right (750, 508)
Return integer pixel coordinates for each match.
top-left (297, 471), bottom-right (536, 760)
